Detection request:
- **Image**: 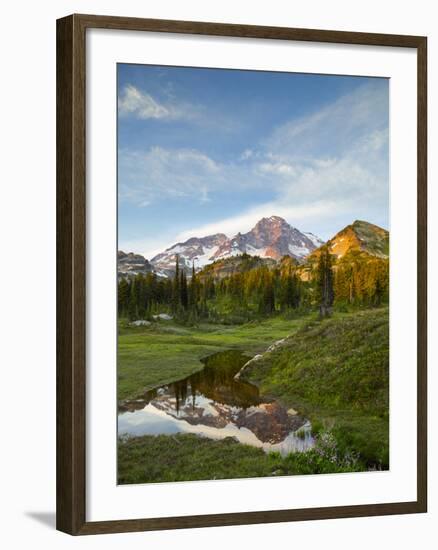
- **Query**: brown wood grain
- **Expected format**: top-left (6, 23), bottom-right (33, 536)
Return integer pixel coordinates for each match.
top-left (56, 13), bottom-right (427, 536)
top-left (56, 14), bottom-right (86, 534)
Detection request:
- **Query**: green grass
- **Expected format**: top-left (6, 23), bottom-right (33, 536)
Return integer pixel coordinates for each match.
top-left (240, 307), bottom-right (389, 468)
top-left (118, 315), bottom-right (311, 401)
top-left (118, 306), bottom-right (390, 479)
top-left (353, 220), bottom-right (389, 257)
top-left (118, 433), bottom-right (365, 484)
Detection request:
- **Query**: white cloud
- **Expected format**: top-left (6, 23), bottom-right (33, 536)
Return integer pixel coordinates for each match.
top-left (250, 82), bottom-right (389, 210)
top-left (118, 84), bottom-right (239, 130)
top-left (199, 187), bottom-right (211, 203)
top-left (354, 128), bottom-right (389, 154)
top-left (257, 161), bottom-right (297, 177)
top-left (120, 199), bottom-right (347, 260)
top-left (119, 146), bottom-right (222, 205)
top-left (265, 81), bottom-right (388, 159)
top-left (119, 85), bottom-right (171, 119)
top-left (119, 80), bottom-right (389, 256)
top-left (240, 149), bottom-right (254, 160)
top-left (118, 84), bottom-right (199, 121)
top-left (174, 199), bottom-right (346, 244)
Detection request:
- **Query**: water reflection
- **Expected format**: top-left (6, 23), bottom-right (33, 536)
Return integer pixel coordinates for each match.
top-left (118, 350), bottom-right (314, 456)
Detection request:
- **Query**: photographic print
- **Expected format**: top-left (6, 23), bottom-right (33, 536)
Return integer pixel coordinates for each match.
top-left (116, 64), bottom-right (390, 485)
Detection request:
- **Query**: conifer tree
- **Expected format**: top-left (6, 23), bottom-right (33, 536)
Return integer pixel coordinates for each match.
top-left (258, 273), bottom-right (275, 314)
top-left (373, 276), bottom-right (381, 306)
top-left (180, 270), bottom-right (189, 309)
top-left (172, 255), bottom-right (181, 312)
top-left (189, 262), bottom-right (199, 311)
top-left (136, 275), bottom-right (146, 318)
top-left (128, 279), bottom-right (138, 321)
top-left (118, 278), bottom-right (129, 316)
top-left (316, 247), bottom-right (334, 317)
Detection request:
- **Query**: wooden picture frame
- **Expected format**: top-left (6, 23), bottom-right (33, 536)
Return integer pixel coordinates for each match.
top-left (57, 13), bottom-right (427, 535)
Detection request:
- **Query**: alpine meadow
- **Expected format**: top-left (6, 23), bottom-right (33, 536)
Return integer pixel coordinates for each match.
top-left (117, 64), bottom-right (390, 484)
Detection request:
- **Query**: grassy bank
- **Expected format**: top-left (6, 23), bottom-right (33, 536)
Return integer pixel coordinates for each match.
top-left (118, 433), bottom-right (365, 484)
top-left (118, 307), bottom-right (389, 479)
top-left (240, 307), bottom-right (389, 468)
top-left (118, 315), bottom-right (311, 401)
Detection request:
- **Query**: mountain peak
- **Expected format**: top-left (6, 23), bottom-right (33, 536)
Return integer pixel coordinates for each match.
top-left (149, 216), bottom-right (324, 274)
top-left (256, 215), bottom-right (288, 226)
top-left (312, 220), bottom-right (389, 260)
top-left (352, 219), bottom-right (376, 229)
top-left (118, 251), bottom-right (153, 278)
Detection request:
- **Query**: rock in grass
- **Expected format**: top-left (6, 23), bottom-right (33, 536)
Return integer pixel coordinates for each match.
top-left (130, 320), bottom-right (151, 326)
top-left (152, 313), bottom-right (173, 321)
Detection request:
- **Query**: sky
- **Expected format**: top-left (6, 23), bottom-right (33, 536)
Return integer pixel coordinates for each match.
top-left (118, 64), bottom-right (389, 259)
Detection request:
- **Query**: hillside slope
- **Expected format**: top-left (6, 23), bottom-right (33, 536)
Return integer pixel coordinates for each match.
top-left (309, 220), bottom-right (389, 261)
top-left (240, 308), bottom-right (389, 467)
top-left (198, 253), bottom-right (278, 280)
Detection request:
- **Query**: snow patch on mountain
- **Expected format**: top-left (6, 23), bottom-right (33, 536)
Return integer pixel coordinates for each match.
top-left (303, 232), bottom-right (325, 248)
top-left (149, 217), bottom-right (324, 274)
top-left (288, 244), bottom-right (312, 258)
top-left (194, 245), bottom-right (221, 267)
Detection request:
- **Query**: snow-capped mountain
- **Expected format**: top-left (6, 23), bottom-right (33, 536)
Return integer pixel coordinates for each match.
top-left (303, 232), bottom-right (325, 249)
top-left (118, 251), bottom-right (153, 278)
top-left (212, 217), bottom-right (323, 261)
top-left (150, 216), bottom-right (324, 274)
top-left (150, 233), bottom-right (229, 275)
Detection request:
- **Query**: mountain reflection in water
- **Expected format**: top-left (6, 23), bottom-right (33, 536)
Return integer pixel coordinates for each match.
top-left (118, 350), bottom-right (314, 455)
